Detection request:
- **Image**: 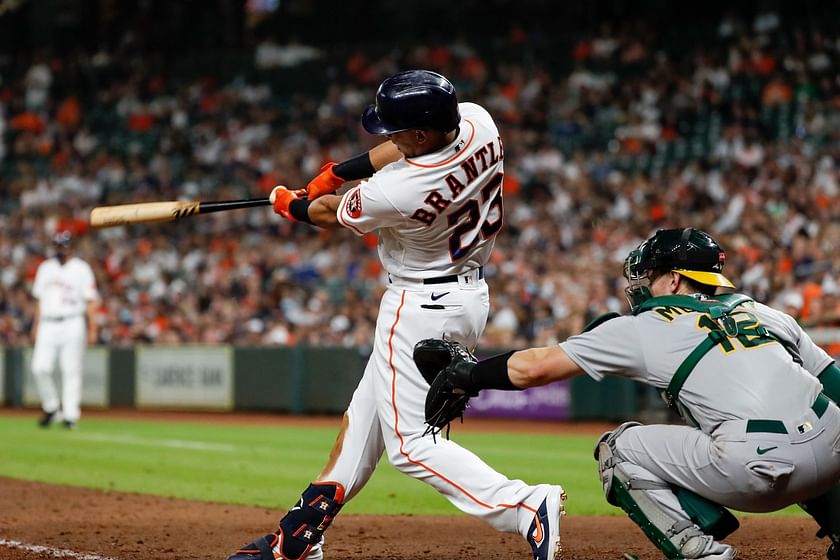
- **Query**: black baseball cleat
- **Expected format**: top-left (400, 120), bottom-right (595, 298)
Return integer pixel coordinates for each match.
top-left (38, 410), bottom-right (56, 428)
top-left (62, 420), bottom-right (77, 430)
top-left (828, 541), bottom-right (839, 560)
top-left (228, 532), bottom-right (324, 560)
top-left (228, 533), bottom-right (279, 560)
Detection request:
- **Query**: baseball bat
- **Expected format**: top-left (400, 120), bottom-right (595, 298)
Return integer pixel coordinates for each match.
top-left (89, 198), bottom-right (271, 228)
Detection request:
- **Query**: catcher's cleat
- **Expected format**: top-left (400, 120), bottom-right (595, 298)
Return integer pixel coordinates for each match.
top-left (527, 485), bottom-right (566, 560)
top-left (38, 410), bottom-right (56, 428)
top-left (227, 533), bottom-right (324, 560)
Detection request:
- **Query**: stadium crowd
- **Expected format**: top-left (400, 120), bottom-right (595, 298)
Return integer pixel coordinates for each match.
top-left (1, 9), bottom-right (839, 355)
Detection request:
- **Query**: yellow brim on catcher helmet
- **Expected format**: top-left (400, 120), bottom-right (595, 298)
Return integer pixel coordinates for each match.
top-left (674, 269), bottom-right (735, 288)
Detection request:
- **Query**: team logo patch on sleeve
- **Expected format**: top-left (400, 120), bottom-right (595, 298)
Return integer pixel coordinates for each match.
top-left (347, 189), bottom-right (362, 218)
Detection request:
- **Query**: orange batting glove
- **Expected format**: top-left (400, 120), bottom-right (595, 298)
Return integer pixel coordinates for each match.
top-left (270, 185), bottom-right (301, 221)
top-left (305, 162), bottom-right (345, 200)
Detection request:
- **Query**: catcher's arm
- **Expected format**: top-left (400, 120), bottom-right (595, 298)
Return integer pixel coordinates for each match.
top-left (506, 346), bottom-right (582, 388)
top-left (413, 340), bottom-right (587, 437)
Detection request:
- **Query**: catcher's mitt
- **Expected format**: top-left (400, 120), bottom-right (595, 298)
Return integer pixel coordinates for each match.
top-left (412, 339), bottom-right (479, 438)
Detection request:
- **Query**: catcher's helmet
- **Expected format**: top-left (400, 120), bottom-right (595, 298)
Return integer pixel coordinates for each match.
top-left (624, 228), bottom-right (734, 311)
top-left (361, 70), bottom-right (460, 135)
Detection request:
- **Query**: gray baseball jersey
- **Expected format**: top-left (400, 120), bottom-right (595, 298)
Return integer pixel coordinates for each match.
top-left (561, 293), bottom-right (840, 515)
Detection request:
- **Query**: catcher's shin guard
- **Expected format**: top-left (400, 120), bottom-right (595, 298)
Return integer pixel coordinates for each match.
top-left (595, 424), bottom-right (732, 559)
top-left (229, 482), bottom-right (345, 560)
top-left (674, 487), bottom-right (739, 541)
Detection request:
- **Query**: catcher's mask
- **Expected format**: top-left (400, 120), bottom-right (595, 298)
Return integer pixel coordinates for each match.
top-left (624, 228), bottom-right (734, 312)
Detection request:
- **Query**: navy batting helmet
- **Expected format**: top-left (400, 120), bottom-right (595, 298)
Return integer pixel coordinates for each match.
top-left (361, 70), bottom-right (460, 135)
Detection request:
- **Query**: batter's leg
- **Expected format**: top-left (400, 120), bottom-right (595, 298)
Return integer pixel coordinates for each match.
top-left (31, 328), bottom-right (60, 420)
top-left (229, 361), bottom-right (385, 560)
top-left (375, 288), bottom-right (560, 540)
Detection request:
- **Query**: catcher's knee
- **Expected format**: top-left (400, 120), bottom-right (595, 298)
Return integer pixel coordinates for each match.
top-left (594, 421), bottom-right (641, 462)
top-left (277, 482), bottom-right (345, 556)
top-left (595, 425), bottom-right (737, 559)
top-left (594, 422), bottom-right (642, 508)
top-left (598, 455), bottom-right (702, 558)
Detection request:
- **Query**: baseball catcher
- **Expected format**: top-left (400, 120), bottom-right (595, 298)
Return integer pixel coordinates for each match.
top-left (415, 227), bottom-right (840, 560)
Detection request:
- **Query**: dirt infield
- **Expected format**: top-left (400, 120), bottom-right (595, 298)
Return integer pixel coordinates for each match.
top-left (0, 410), bottom-right (832, 559)
top-left (0, 478), bottom-right (829, 560)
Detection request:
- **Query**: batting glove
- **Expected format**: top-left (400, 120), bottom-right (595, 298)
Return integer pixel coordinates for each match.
top-left (305, 162), bottom-right (345, 200)
top-left (270, 185), bottom-right (302, 221)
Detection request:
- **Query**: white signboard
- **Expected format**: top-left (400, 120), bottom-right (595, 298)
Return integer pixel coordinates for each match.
top-left (22, 347), bottom-right (109, 407)
top-left (135, 346), bottom-right (233, 409)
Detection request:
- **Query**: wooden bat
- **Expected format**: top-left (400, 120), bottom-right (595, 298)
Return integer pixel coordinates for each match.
top-left (89, 198), bottom-right (271, 228)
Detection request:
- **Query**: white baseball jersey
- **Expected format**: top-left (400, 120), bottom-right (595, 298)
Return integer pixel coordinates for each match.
top-left (337, 102), bottom-right (504, 279)
top-left (32, 257), bottom-right (99, 319)
top-left (309, 101), bottom-right (555, 557)
top-left (31, 256), bottom-right (98, 424)
top-left (561, 294), bottom-right (840, 524)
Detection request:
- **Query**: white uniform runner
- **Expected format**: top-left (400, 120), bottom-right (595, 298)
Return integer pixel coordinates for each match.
top-left (561, 297), bottom-right (840, 518)
top-left (31, 255), bottom-right (99, 424)
top-left (325, 102), bottom-right (553, 536)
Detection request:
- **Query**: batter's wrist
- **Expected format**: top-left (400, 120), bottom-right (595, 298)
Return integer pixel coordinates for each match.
top-left (289, 198), bottom-right (315, 224)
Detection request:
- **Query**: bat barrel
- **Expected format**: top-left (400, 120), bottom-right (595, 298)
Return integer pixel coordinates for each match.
top-left (89, 197), bottom-right (272, 228)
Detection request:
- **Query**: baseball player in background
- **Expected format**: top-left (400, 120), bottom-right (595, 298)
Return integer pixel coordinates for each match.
top-left (31, 230), bottom-right (99, 429)
top-left (229, 70), bottom-right (564, 560)
top-left (416, 227), bottom-right (840, 560)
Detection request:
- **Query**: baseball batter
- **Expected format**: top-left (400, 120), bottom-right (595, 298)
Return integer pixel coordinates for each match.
top-left (229, 70), bottom-right (564, 560)
top-left (416, 227), bottom-right (840, 559)
top-left (31, 230), bottom-right (99, 429)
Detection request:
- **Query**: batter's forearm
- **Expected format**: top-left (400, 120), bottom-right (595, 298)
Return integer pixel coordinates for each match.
top-left (368, 141), bottom-right (402, 171)
top-left (332, 142), bottom-right (401, 182)
top-left (307, 195), bottom-right (343, 228)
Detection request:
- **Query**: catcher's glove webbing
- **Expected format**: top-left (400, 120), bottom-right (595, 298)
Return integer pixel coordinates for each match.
top-left (413, 339), bottom-right (478, 439)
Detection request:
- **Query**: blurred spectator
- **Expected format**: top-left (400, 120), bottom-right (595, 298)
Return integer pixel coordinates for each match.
top-left (1, 6), bottom-right (839, 360)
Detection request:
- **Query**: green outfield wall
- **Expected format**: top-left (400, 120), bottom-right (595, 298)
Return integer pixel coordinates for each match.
top-left (0, 345), bottom-right (650, 421)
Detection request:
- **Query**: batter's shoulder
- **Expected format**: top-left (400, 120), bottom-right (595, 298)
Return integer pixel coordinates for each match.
top-left (458, 102), bottom-right (492, 121)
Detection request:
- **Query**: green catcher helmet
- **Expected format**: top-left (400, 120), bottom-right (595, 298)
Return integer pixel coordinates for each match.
top-left (624, 228), bottom-right (734, 312)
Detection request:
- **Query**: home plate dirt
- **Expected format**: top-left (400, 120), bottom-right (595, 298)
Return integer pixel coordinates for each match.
top-left (0, 477), bottom-right (829, 560)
